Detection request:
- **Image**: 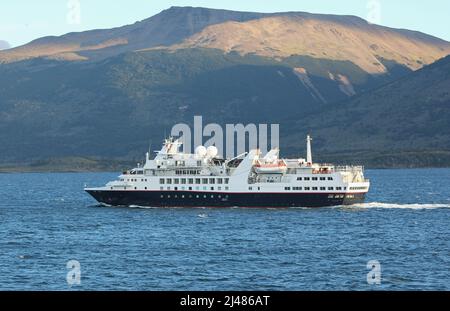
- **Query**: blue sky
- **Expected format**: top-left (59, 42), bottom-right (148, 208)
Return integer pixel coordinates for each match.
top-left (1, 0), bottom-right (449, 47)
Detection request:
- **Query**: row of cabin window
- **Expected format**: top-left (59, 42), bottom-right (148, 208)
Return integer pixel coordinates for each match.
top-left (121, 178), bottom-right (148, 182)
top-left (160, 178), bottom-right (229, 185)
top-left (175, 170), bottom-right (202, 175)
top-left (285, 186), bottom-right (346, 191)
top-left (349, 187), bottom-right (367, 191)
top-left (160, 194), bottom-right (229, 199)
top-left (297, 176), bottom-right (333, 181)
top-left (161, 186), bottom-right (229, 191)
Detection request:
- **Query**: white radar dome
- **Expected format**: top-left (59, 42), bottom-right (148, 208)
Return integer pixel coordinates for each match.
top-left (206, 146), bottom-right (218, 158)
top-left (195, 146), bottom-right (207, 157)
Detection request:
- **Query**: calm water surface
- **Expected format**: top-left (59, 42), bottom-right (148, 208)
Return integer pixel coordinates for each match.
top-left (0, 169), bottom-right (449, 290)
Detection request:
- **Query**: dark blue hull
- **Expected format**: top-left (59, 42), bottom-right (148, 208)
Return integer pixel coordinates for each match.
top-left (86, 190), bottom-right (366, 208)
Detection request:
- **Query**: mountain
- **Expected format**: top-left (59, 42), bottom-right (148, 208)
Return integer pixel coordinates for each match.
top-left (0, 40), bottom-right (10, 50)
top-left (1, 6), bottom-right (449, 71)
top-left (0, 7), bottom-right (270, 63)
top-left (168, 14), bottom-right (450, 74)
top-left (0, 7), bottom-right (449, 169)
top-left (284, 54), bottom-right (450, 167)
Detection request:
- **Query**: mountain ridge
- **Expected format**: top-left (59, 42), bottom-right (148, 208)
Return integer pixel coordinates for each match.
top-left (1, 6), bottom-right (449, 70)
top-left (0, 7), bottom-right (449, 168)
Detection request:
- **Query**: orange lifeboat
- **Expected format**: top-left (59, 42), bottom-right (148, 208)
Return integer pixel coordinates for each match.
top-left (254, 160), bottom-right (287, 174)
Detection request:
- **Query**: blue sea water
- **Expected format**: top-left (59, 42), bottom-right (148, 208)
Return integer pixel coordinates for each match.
top-left (0, 169), bottom-right (449, 291)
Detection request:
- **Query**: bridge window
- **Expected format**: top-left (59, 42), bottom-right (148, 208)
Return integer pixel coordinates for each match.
top-left (195, 178), bottom-right (201, 184)
top-left (174, 179), bottom-right (179, 184)
top-left (225, 178), bottom-right (229, 184)
top-left (336, 187), bottom-right (342, 190)
top-left (284, 187), bottom-right (291, 190)
top-left (320, 177), bottom-right (326, 181)
top-left (202, 178), bottom-right (208, 184)
top-left (312, 177), bottom-right (318, 181)
top-left (328, 187), bottom-right (334, 190)
top-left (217, 178), bottom-right (223, 184)
top-left (328, 177), bottom-right (333, 181)
top-left (297, 177), bottom-right (302, 181)
top-left (305, 187), bottom-right (310, 191)
top-left (209, 178), bottom-right (215, 184)
top-left (312, 187), bottom-right (318, 191)
top-left (320, 187), bottom-right (326, 190)
top-left (188, 178), bottom-right (194, 184)
top-left (181, 178), bottom-right (186, 184)
top-left (304, 177), bottom-right (310, 181)
top-left (166, 178), bottom-right (172, 184)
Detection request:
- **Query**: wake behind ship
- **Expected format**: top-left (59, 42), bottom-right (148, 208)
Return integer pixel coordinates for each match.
top-left (85, 136), bottom-right (370, 208)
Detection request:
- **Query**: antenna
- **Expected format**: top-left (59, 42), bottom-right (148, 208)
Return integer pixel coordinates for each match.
top-left (148, 139), bottom-right (152, 160)
top-left (306, 135), bottom-right (313, 165)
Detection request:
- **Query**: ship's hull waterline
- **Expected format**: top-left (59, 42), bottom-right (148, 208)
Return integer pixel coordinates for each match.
top-left (86, 189), bottom-right (366, 208)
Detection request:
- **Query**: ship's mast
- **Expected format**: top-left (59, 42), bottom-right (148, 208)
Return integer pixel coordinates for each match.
top-left (306, 135), bottom-right (313, 165)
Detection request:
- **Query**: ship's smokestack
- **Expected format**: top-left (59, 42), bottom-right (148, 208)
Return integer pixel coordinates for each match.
top-left (306, 135), bottom-right (313, 165)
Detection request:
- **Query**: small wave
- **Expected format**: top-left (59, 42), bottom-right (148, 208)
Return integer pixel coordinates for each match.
top-left (129, 205), bottom-right (157, 209)
top-left (197, 213), bottom-right (209, 218)
top-left (348, 202), bottom-right (450, 210)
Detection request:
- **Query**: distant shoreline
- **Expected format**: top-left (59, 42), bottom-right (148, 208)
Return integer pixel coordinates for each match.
top-left (1, 152), bottom-right (450, 173)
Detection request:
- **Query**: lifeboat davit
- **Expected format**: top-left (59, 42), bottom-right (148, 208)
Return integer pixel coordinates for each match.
top-left (254, 160), bottom-right (287, 174)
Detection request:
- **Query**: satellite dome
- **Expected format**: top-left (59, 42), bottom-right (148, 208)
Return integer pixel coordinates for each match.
top-left (206, 146), bottom-right (218, 158)
top-left (195, 146), bottom-right (207, 157)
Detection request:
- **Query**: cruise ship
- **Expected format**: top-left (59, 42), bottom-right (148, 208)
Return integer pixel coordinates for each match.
top-left (85, 136), bottom-right (370, 208)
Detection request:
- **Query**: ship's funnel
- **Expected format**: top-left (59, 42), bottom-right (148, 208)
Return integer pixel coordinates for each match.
top-left (306, 135), bottom-right (313, 164)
